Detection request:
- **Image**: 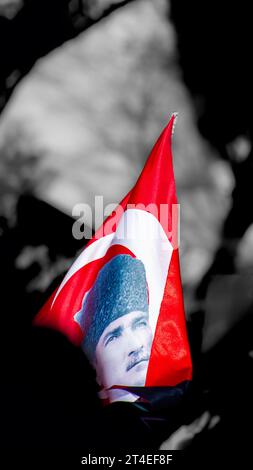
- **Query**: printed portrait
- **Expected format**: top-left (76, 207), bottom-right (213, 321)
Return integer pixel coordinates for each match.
top-left (76, 254), bottom-right (153, 396)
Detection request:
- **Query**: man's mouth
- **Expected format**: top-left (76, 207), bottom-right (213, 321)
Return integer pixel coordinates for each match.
top-left (126, 356), bottom-right (149, 372)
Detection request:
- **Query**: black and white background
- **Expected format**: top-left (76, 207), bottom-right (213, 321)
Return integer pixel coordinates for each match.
top-left (0, 0), bottom-right (252, 462)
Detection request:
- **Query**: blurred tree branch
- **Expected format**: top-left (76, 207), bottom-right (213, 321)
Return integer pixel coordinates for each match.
top-left (0, 0), bottom-right (136, 113)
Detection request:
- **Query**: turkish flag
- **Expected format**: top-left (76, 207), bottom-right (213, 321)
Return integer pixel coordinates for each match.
top-left (34, 114), bottom-right (192, 403)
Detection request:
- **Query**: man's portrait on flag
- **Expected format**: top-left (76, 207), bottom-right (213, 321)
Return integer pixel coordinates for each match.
top-left (33, 119), bottom-right (192, 403)
top-left (75, 254), bottom-right (153, 396)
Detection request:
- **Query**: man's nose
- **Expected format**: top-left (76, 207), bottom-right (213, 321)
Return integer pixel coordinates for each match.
top-left (127, 332), bottom-right (144, 356)
top-left (128, 345), bottom-right (143, 357)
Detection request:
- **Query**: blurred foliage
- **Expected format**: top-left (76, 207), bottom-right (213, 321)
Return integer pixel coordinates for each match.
top-left (0, 0), bottom-right (23, 19)
top-left (0, 0), bottom-right (136, 112)
top-left (0, 125), bottom-right (56, 225)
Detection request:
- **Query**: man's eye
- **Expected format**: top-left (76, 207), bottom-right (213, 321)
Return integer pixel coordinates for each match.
top-left (105, 335), bottom-right (117, 346)
top-left (136, 320), bottom-right (148, 328)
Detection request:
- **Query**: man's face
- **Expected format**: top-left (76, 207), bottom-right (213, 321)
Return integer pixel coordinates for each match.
top-left (94, 311), bottom-right (153, 389)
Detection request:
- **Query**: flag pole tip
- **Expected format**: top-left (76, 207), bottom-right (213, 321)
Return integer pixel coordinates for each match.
top-left (171, 112), bottom-right (179, 135)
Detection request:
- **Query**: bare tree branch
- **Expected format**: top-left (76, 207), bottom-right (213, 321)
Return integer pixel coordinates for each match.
top-left (0, 0), bottom-right (137, 114)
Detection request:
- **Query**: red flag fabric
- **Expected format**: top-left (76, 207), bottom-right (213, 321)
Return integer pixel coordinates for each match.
top-left (34, 114), bottom-right (192, 403)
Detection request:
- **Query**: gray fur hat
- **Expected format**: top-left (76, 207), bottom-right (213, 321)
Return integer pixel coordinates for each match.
top-left (76, 254), bottom-right (148, 363)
